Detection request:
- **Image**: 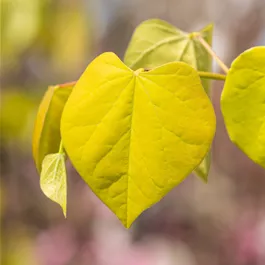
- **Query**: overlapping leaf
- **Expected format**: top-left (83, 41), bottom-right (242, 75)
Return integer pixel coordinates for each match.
top-left (124, 19), bottom-right (213, 93)
top-left (124, 19), bottom-right (213, 181)
top-left (221, 46), bottom-right (265, 168)
top-left (61, 52), bottom-right (216, 228)
top-left (32, 84), bottom-right (73, 172)
top-left (40, 153), bottom-right (67, 216)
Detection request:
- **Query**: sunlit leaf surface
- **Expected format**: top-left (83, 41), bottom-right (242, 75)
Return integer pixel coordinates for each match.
top-left (221, 46), bottom-right (265, 168)
top-left (61, 52), bottom-right (216, 228)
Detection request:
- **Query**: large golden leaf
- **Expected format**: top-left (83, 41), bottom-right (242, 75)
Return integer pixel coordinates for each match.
top-left (61, 52), bottom-right (216, 228)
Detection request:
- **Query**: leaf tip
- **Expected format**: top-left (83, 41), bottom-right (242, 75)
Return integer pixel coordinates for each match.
top-left (62, 207), bottom-right (67, 218)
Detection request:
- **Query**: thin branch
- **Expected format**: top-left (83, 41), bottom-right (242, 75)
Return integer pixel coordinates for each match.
top-left (59, 141), bottom-right (64, 154)
top-left (195, 34), bottom-right (229, 74)
top-left (198, 71), bottom-right (226, 81)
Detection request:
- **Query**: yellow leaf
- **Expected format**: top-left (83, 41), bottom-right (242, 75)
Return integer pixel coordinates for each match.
top-left (221, 46), bottom-right (265, 167)
top-left (40, 153), bottom-right (67, 217)
top-left (61, 52), bottom-right (216, 228)
top-left (32, 84), bottom-right (73, 172)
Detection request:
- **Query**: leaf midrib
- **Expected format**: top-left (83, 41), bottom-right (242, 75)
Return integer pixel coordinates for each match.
top-left (126, 75), bottom-right (137, 228)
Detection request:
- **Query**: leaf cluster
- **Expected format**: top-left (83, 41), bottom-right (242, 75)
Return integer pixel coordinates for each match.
top-left (32, 19), bottom-right (265, 228)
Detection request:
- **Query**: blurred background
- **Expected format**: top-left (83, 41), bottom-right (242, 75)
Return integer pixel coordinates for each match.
top-left (1, 0), bottom-right (265, 264)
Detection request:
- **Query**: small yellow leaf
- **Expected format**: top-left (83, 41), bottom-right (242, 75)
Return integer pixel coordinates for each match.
top-left (221, 46), bottom-right (265, 167)
top-left (61, 52), bottom-right (216, 228)
top-left (32, 84), bottom-right (73, 172)
top-left (40, 153), bottom-right (67, 217)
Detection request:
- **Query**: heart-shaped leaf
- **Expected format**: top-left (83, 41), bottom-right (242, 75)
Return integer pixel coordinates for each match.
top-left (32, 84), bottom-right (73, 172)
top-left (221, 46), bottom-right (265, 167)
top-left (61, 52), bottom-right (216, 228)
top-left (124, 19), bottom-right (213, 182)
top-left (40, 153), bottom-right (67, 216)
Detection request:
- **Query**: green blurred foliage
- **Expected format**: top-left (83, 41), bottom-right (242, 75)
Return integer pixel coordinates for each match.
top-left (0, 91), bottom-right (38, 146)
top-left (1, 0), bottom-right (92, 76)
top-left (1, 0), bottom-right (45, 69)
top-left (1, 0), bottom-right (93, 147)
top-left (50, 4), bottom-right (92, 75)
